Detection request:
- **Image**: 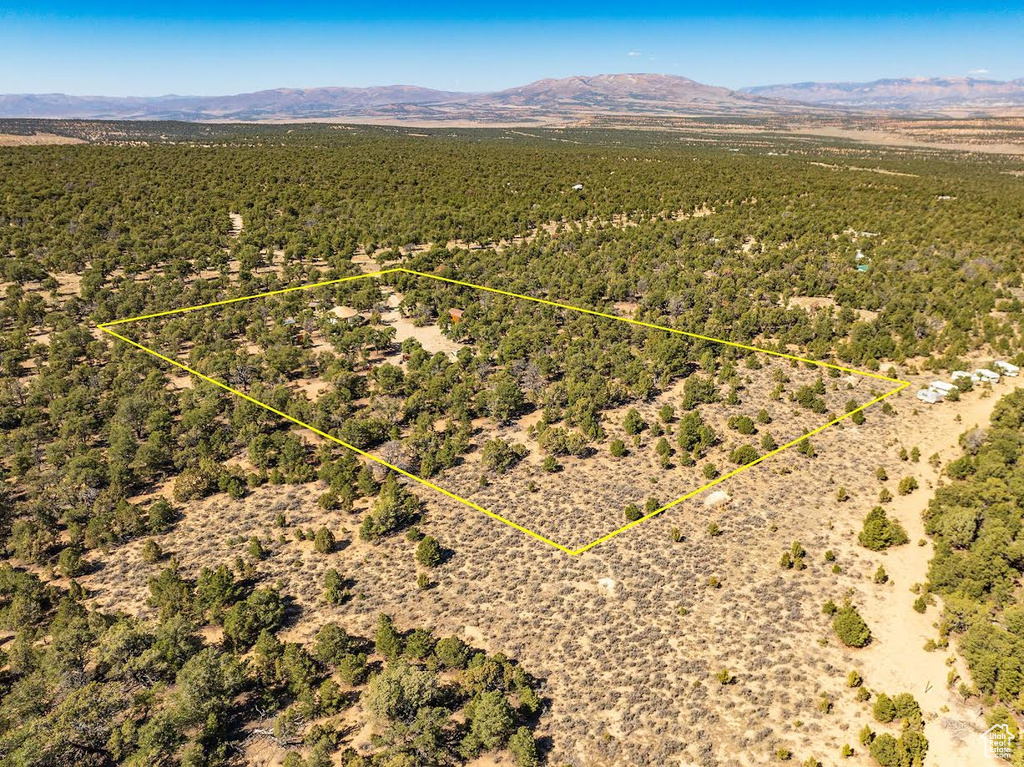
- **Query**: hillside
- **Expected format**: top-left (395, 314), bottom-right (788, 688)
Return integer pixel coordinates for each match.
top-left (0, 73), bottom-right (794, 122)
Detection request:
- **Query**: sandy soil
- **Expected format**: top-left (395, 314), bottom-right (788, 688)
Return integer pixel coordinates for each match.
top-left (849, 382), bottom-right (1021, 765)
top-left (789, 126), bottom-right (1024, 156)
top-left (228, 212), bottom-right (244, 237)
top-left (0, 132), bottom-right (86, 146)
top-left (380, 291), bottom-right (464, 361)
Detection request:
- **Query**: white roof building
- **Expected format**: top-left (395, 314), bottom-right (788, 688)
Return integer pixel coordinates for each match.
top-left (993, 361), bottom-right (1020, 377)
top-left (917, 389), bottom-right (942, 404)
top-left (930, 381), bottom-right (958, 394)
top-left (976, 368), bottom-right (1001, 383)
top-left (951, 370), bottom-right (979, 383)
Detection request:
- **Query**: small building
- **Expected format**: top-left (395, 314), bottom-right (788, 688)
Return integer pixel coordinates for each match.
top-left (976, 368), bottom-right (1001, 384)
top-left (571, 183), bottom-right (584, 191)
top-left (993, 360), bottom-right (1020, 377)
top-left (449, 308), bottom-right (465, 324)
top-left (916, 389), bottom-right (942, 404)
top-left (930, 381), bottom-right (958, 395)
top-left (951, 370), bottom-right (980, 384)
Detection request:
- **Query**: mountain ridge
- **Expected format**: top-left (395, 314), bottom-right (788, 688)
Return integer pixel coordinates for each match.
top-left (0, 74), bottom-right (797, 121)
top-left (3, 73), bottom-right (1023, 122)
top-left (743, 76), bottom-right (1024, 109)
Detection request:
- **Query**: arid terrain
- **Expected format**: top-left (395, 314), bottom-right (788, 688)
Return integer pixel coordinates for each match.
top-left (3, 115), bottom-right (1022, 765)
top-left (79, 358), bottom-right (1017, 765)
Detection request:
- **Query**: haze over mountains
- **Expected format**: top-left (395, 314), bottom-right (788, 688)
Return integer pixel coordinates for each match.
top-left (2, 73), bottom-right (1022, 122)
top-left (744, 76), bottom-right (1024, 110)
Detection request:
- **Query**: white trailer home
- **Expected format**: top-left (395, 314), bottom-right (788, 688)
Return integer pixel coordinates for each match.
top-left (951, 370), bottom-right (981, 384)
top-left (976, 368), bottom-right (1001, 384)
top-left (930, 381), bottom-right (958, 395)
top-left (917, 389), bottom-right (942, 404)
top-left (993, 361), bottom-right (1020, 377)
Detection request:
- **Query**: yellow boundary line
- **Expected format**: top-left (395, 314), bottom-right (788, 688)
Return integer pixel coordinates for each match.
top-left (98, 267), bottom-right (909, 556)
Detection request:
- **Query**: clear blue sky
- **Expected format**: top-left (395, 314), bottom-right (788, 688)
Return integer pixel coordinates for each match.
top-left (2, 2), bottom-right (1022, 95)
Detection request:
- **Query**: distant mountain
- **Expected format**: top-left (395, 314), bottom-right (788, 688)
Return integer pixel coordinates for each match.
top-left (0, 85), bottom-right (462, 121)
top-left (0, 74), bottom-right (785, 122)
top-left (9, 73), bottom-right (1020, 123)
top-left (742, 77), bottom-right (1024, 111)
top-left (480, 73), bottom-right (765, 110)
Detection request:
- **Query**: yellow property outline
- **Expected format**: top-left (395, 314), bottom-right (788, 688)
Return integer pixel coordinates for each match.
top-left (98, 267), bottom-right (909, 556)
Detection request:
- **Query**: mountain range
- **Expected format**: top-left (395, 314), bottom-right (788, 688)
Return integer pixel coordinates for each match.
top-left (2, 74), bottom-right (1022, 122)
top-left (743, 76), bottom-right (1024, 110)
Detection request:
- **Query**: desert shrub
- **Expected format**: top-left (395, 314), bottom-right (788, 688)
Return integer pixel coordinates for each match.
top-left (313, 623), bottom-right (352, 665)
top-left (682, 375), bottom-right (718, 410)
top-left (796, 438), bottom-right (815, 457)
top-left (141, 539), bottom-right (163, 564)
top-left (859, 507), bottom-right (909, 550)
top-left (434, 636), bottom-right (471, 670)
top-left (172, 467), bottom-right (217, 502)
top-left (624, 504), bottom-right (642, 522)
top-left (313, 527), bottom-right (336, 554)
top-left (465, 690), bottom-right (515, 752)
top-left (729, 444), bottom-right (760, 465)
top-left (148, 498), bottom-right (176, 534)
top-left (508, 726), bottom-right (539, 767)
top-left (195, 564), bottom-right (243, 621)
top-left (833, 604), bottom-right (871, 648)
top-left (403, 628), bottom-right (436, 661)
top-left (481, 438), bottom-right (527, 474)
top-left (727, 415), bottom-right (755, 434)
top-left (678, 411), bottom-right (717, 454)
top-left (360, 475), bottom-right (419, 540)
top-left (623, 408), bottom-right (646, 435)
top-left (57, 546), bottom-right (84, 578)
top-left (323, 568), bottom-right (349, 605)
top-left (897, 476), bottom-right (918, 495)
top-left (222, 588), bottom-right (285, 652)
top-left (415, 535), bottom-right (442, 567)
top-left (873, 693), bottom-right (896, 723)
top-left (363, 662), bottom-right (440, 722)
top-left (247, 537), bottom-right (266, 561)
top-left (373, 613), bottom-right (404, 661)
top-left (610, 438), bottom-right (627, 457)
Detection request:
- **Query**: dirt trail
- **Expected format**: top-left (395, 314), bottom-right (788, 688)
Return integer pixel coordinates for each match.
top-left (854, 382), bottom-right (1021, 765)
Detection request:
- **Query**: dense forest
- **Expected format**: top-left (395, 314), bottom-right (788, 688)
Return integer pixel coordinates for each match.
top-left (1, 120), bottom-right (1023, 764)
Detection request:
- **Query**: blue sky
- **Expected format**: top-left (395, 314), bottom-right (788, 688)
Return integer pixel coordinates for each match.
top-left (2, 2), bottom-right (1022, 95)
